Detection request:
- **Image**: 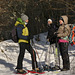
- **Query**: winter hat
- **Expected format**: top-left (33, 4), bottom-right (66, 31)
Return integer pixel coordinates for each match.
top-left (60, 17), bottom-right (64, 22)
top-left (21, 13), bottom-right (28, 22)
top-left (48, 19), bottom-right (52, 23)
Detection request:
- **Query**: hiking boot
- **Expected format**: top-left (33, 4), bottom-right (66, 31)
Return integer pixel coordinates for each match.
top-left (61, 68), bottom-right (70, 71)
top-left (32, 68), bottom-right (43, 73)
top-left (54, 65), bottom-right (60, 70)
top-left (17, 69), bottom-right (27, 74)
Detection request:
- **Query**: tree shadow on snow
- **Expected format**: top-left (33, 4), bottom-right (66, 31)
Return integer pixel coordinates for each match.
top-left (0, 59), bottom-right (15, 71)
top-left (24, 58), bottom-right (32, 64)
top-left (23, 58), bottom-right (45, 68)
top-left (33, 44), bottom-right (48, 52)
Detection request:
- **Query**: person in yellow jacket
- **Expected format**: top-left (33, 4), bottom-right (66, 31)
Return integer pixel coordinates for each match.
top-left (15, 13), bottom-right (41, 74)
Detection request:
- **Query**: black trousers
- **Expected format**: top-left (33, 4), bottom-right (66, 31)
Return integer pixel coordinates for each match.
top-left (59, 42), bottom-right (70, 69)
top-left (16, 42), bottom-right (38, 70)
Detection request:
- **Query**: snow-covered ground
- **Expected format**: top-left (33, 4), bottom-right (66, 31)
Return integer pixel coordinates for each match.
top-left (0, 32), bottom-right (75, 75)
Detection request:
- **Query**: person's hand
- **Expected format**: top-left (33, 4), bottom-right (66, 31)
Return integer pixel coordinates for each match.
top-left (54, 33), bottom-right (58, 37)
top-left (57, 34), bottom-right (62, 37)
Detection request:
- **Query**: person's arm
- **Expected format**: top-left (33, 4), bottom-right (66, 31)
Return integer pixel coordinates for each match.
top-left (17, 25), bottom-right (29, 40)
top-left (57, 25), bottom-right (70, 37)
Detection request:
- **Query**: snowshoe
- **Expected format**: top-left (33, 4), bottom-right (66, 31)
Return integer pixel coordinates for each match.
top-left (28, 68), bottom-right (45, 74)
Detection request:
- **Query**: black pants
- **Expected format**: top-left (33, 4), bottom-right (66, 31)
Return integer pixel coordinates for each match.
top-left (16, 42), bottom-right (38, 70)
top-left (59, 42), bottom-right (70, 70)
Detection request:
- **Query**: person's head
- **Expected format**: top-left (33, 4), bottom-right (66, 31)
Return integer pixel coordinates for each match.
top-left (59, 17), bottom-right (64, 25)
top-left (21, 13), bottom-right (29, 24)
top-left (48, 19), bottom-right (52, 25)
top-left (59, 20), bottom-right (64, 25)
top-left (59, 16), bottom-right (68, 25)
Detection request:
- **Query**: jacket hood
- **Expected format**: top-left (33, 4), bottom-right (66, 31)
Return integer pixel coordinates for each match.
top-left (15, 21), bottom-right (21, 26)
top-left (61, 15), bottom-right (68, 25)
top-left (15, 18), bottom-right (25, 26)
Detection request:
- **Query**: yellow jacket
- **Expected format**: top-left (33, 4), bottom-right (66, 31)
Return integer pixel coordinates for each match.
top-left (15, 21), bottom-right (29, 43)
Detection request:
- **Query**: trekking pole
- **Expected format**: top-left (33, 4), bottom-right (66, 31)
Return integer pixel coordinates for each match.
top-left (33, 50), bottom-right (38, 75)
top-left (32, 42), bottom-right (44, 71)
top-left (47, 41), bottom-right (51, 72)
top-left (44, 41), bottom-right (51, 72)
top-left (30, 39), bottom-right (37, 74)
top-left (56, 38), bottom-right (60, 69)
top-left (31, 39), bottom-right (44, 72)
top-left (35, 49), bottom-right (40, 66)
top-left (34, 47), bottom-right (44, 71)
top-left (39, 41), bottom-right (48, 62)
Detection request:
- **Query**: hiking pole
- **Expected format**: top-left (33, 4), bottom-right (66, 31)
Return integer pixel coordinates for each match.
top-left (44, 41), bottom-right (51, 72)
top-left (47, 41), bottom-right (51, 72)
top-left (56, 38), bottom-right (60, 69)
top-left (34, 47), bottom-right (44, 72)
top-left (30, 39), bottom-right (38, 74)
top-left (32, 40), bottom-right (44, 72)
top-left (39, 41), bottom-right (48, 62)
top-left (35, 49), bottom-right (41, 66)
top-left (33, 50), bottom-right (39, 75)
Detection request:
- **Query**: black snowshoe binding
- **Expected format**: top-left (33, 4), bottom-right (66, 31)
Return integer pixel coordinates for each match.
top-left (43, 65), bottom-right (52, 71)
top-left (43, 65), bottom-right (60, 71)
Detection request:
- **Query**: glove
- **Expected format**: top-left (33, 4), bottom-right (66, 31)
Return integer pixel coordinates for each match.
top-left (54, 33), bottom-right (58, 37)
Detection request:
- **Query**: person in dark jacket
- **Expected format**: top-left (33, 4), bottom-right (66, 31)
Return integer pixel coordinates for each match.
top-left (47, 19), bottom-right (57, 44)
top-left (15, 13), bottom-right (41, 74)
top-left (44, 19), bottom-right (60, 70)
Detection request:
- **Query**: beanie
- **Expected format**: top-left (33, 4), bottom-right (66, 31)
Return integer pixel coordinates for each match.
top-left (21, 13), bottom-right (28, 22)
top-left (48, 19), bottom-right (52, 23)
top-left (60, 17), bottom-right (64, 22)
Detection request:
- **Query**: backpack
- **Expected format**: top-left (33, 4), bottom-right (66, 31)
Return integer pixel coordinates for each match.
top-left (11, 18), bottom-right (25, 42)
top-left (69, 24), bottom-right (75, 46)
top-left (11, 26), bottom-right (18, 43)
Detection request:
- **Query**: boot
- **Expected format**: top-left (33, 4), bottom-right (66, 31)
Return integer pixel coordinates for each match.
top-left (17, 69), bottom-right (27, 74)
top-left (32, 68), bottom-right (43, 73)
top-left (53, 65), bottom-right (60, 70)
top-left (61, 68), bottom-right (70, 71)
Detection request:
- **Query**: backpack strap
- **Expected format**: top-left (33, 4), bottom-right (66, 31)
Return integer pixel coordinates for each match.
top-left (17, 24), bottom-right (26, 29)
top-left (63, 25), bottom-right (70, 36)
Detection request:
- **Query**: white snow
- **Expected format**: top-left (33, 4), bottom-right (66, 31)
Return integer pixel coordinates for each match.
top-left (0, 32), bottom-right (75, 75)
